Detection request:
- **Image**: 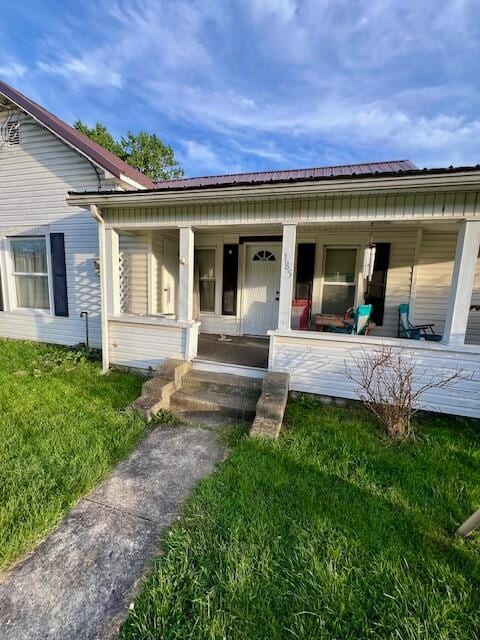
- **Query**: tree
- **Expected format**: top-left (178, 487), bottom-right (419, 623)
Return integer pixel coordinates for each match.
top-left (73, 120), bottom-right (183, 181)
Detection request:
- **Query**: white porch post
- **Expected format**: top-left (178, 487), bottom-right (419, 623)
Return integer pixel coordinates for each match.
top-left (178, 226), bottom-right (194, 322)
top-left (442, 219), bottom-right (480, 346)
top-left (278, 223), bottom-right (297, 330)
top-left (90, 205), bottom-right (110, 373)
top-left (105, 228), bottom-right (120, 317)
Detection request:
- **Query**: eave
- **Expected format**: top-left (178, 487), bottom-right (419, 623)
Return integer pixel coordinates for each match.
top-left (68, 168), bottom-right (480, 209)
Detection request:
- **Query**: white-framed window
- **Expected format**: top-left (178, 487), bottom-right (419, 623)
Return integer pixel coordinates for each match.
top-left (10, 236), bottom-right (50, 310)
top-left (321, 247), bottom-right (357, 315)
top-left (195, 248), bottom-right (216, 313)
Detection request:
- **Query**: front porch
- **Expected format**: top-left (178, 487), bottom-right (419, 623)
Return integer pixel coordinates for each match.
top-left (72, 171), bottom-right (480, 420)
top-left (197, 334), bottom-right (269, 369)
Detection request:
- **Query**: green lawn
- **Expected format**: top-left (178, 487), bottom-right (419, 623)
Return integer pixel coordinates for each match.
top-left (0, 339), bottom-right (145, 570)
top-left (120, 397), bottom-right (480, 640)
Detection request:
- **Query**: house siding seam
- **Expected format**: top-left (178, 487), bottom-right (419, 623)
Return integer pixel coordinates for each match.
top-left (0, 110), bottom-right (107, 347)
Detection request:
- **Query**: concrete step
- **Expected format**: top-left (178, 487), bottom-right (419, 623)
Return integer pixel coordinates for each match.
top-left (172, 411), bottom-right (246, 429)
top-left (128, 359), bottom-right (192, 421)
top-left (250, 372), bottom-right (290, 438)
top-left (181, 370), bottom-right (262, 398)
top-left (170, 387), bottom-right (258, 422)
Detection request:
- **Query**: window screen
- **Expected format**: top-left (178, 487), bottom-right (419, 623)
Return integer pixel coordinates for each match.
top-left (195, 249), bottom-right (216, 312)
top-left (322, 248), bottom-right (357, 315)
top-left (11, 237), bottom-right (49, 309)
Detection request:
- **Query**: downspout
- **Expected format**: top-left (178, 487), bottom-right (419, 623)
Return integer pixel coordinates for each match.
top-left (90, 204), bottom-right (110, 373)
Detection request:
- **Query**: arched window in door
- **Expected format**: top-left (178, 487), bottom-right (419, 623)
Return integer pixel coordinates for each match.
top-left (252, 249), bottom-right (276, 262)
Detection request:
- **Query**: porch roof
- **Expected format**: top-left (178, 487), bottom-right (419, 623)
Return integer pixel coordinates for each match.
top-left (68, 164), bottom-right (480, 209)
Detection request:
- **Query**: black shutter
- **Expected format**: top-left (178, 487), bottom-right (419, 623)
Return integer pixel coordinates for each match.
top-left (364, 243), bottom-right (390, 326)
top-left (222, 244), bottom-right (239, 315)
top-left (295, 243), bottom-right (316, 299)
top-left (50, 233), bottom-right (69, 317)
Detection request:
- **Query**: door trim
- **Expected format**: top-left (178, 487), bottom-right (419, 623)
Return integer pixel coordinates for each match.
top-left (240, 241), bottom-right (282, 336)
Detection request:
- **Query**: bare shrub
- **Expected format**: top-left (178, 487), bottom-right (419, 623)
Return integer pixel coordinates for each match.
top-left (344, 346), bottom-right (469, 440)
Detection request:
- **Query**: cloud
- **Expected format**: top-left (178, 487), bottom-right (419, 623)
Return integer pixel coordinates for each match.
top-left (4, 0), bottom-right (480, 172)
top-left (38, 56), bottom-right (122, 88)
top-left (248, 0), bottom-right (298, 23)
top-left (0, 61), bottom-right (26, 81)
top-left (181, 140), bottom-right (221, 171)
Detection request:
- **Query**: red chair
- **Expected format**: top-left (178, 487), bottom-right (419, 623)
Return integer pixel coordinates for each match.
top-left (291, 299), bottom-right (311, 330)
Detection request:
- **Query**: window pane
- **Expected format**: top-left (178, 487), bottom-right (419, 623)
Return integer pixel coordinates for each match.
top-left (322, 284), bottom-right (355, 315)
top-left (15, 275), bottom-right (49, 309)
top-left (324, 248), bottom-right (356, 283)
top-left (195, 249), bottom-right (215, 279)
top-left (12, 238), bottom-right (47, 273)
top-left (199, 280), bottom-right (215, 312)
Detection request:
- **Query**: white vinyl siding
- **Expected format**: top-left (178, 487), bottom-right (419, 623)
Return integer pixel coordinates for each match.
top-left (103, 190), bottom-right (480, 228)
top-left (0, 109), bottom-right (106, 346)
top-left (413, 230), bottom-right (480, 345)
top-left (108, 319), bottom-right (187, 370)
top-left (270, 332), bottom-right (480, 418)
top-left (118, 232), bottom-right (149, 315)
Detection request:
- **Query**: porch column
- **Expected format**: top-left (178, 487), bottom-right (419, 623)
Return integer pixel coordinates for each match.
top-left (104, 228), bottom-right (120, 317)
top-left (442, 219), bottom-right (480, 346)
top-left (178, 226), bottom-right (194, 322)
top-left (278, 223), bottom-right (297, 330)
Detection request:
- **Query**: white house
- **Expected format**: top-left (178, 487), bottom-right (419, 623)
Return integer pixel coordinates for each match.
top-left (0, 80), bottom-right (152, 349)
top-left (1, 81), bottom-right (479, 418)
top-left (68, 164), bottom-right (480, 418)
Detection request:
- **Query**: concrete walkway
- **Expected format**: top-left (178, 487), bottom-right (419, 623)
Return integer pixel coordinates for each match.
top-left (0, 425), bottom-right (225, 640)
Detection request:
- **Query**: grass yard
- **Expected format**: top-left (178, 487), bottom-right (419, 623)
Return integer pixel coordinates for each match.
top-left (121, 397), bottom-right (480, 640)
top-left (0, 339), bottom-right (145, 571)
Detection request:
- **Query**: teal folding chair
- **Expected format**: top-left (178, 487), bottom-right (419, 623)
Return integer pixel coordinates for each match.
top-left (331, 304), bottom-right (373, 335)
top-left (398, 303), bottom-right (442, 341)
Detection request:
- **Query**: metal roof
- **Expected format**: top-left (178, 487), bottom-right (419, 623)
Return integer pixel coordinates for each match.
top-left (153, 160), bottom-right (418, 190)
top-left (69, 163), bottom-right (480, 199)
top-left (0, 80), bottom-right (154, 189)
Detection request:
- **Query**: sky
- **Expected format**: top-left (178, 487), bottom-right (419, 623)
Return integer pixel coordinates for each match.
top-left (1, 0), bottom-right (479, 177)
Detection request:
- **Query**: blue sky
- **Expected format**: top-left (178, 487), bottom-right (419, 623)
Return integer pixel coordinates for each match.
top-left (1, 0), bottom-right (479, 177)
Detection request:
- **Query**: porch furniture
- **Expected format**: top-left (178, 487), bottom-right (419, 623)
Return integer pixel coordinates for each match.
top-left (329, 304), bottom-right (373, 335)
top-left (398, 303), bottom-right (442, 341)
top-left (291, 299), bottom-right (311, 330)
top-left (314, 312), bottom-right (375, 334)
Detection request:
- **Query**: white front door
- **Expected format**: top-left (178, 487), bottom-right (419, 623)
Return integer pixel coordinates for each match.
top-left (243, 244), bottom-right (281, 335)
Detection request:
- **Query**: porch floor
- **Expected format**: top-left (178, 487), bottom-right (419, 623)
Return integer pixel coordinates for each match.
top-left (197, 334), bottom-right (269, 369)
